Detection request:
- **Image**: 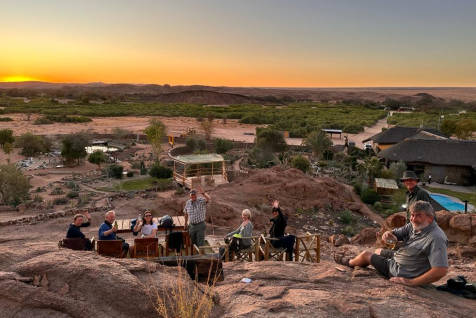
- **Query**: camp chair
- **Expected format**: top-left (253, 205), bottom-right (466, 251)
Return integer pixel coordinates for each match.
top-left (97, 240), bottom-right (123, 258)
top-left (226, 236), bottom-right (262, 262)
top-left (59, 238), bottom-right (87, 251)
top-left (260, 234), bottom-right (287, 261)
top-left (294, 232), bottom-right (320, 263)
top-left (132, 237), bottom-right (160, 258)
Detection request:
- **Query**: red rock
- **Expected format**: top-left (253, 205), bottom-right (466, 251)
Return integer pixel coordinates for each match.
top-left (449, 214), bottom-right (471, 232)
top-left (329, 234), bottom-right (350, 246)
top-left (436, 210), bottom-right (453, 231)
top-left (457, 246), bottom-right (476, 258)
top-left (385, 212), bottom-right (406, 229)
top-left (351, 227), bottom-right (378, 245)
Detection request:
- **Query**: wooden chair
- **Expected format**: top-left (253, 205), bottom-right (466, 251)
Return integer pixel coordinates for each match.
top-left (260, 234), bottom-right (287, 261)
top-left (132, 237), bottom-right (160, 258)
top-left (294, 233), bottom-right (320, 263)
top-left (163, 231), bottom-right (192, 256)
top-left (226, 236), bottom-right (262, 262)
top-left (59, 238), bottom-right (87, 251)
top-left (97, 240), bottom-right (123, 258)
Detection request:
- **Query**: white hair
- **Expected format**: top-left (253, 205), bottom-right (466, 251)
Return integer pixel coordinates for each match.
top-left (242, 209), bottom-right (252, 220)
top-left (105, 210), bottom-right (116, 218)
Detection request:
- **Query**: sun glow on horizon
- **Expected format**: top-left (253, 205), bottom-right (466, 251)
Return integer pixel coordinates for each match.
top-left (1, 75), bottom-right (41, 82)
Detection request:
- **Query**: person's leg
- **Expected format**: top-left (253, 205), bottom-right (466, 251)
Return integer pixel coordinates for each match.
top-left (369, 254), bottom-right (391, 278)
top-left (348, 251), bottom-right (373, 267)
top-left (196, 222), bottom-right (206, 247)
top-left (189, 224), bottom-right (198, 246)
top-left (375, 248), bottom-right (394, 259)
top-left (283, 235), bottom-right (295, 261)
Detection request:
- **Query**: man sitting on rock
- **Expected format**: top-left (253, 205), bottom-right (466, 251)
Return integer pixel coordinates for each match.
top-left (66, 211), bottom-right (93, 250)
top-left (98, 210), bottom-right (130, 257)
top-left (335, 201), bottom-right (448, 286)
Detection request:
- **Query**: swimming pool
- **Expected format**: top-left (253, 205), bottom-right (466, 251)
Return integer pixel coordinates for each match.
top-left (430, 194), bottom-right (465, 211)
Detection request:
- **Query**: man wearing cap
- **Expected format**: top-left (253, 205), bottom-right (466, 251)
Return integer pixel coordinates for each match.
top-left (401, 171), bottom-right (431, 221)
top-left (184, 187), bottom-right (211, 247)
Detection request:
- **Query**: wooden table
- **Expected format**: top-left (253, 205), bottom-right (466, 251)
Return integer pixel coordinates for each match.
top-left (116, 216), bottom-right (186, 233)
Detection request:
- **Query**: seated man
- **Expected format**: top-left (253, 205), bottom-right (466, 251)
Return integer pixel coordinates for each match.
top-left (335, 201), bottom-right (448, 286)
top-left (98, 210), bottom-right (130, 257)
top-left (66, 211), bottom-right (93, 250)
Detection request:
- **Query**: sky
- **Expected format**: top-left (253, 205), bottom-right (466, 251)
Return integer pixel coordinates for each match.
top-left (1, 0), bottom-right (476, 87)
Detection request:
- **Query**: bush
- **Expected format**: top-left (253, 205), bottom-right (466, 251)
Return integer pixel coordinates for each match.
top-left (33, 194), bottom-right (43, 203)
top-left (291, 155), bottom-right (310, 173)
top-left (108, 164), bottom-right (124, 179)
top-left (214, 138), bottom-right (233, 154)
top-left (65, 181), bottom-right (80, 191)
top-left (15, 133), bottom-right (51, 156)
top-left (339, 210), bottom-right (355, 225)
top-left (53, 197), bottom-right (69, 205)
top-left (66, 191), bottom-right (79, 199)
top-left (149, 164), bottom-right (172, 179)
top-left (0, 117), bottom-right (13, 122)
top-left (373, 201), bottom-right (383, 210)
top-left (33, 117), bottom-right (54, 125)
top-left (361, 189), bottom-right (380, 205)
top-left (50, 187), bottom-right (64, 195)
top-left (127, 171), bottom-right (134, 177)
top-left (185, 137), bottom-right (197, 151)
top-left (256, 128), bottom-right (287, 152)
top-left (379, 168), bottom-right (394, 179)
top-left (342, 225), bottom-right (357, 237)
top-left (353, 182), bottom-right (362, 195)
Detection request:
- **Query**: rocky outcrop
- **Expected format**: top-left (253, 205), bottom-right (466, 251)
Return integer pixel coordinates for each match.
top-left (351, 227), bottom-right (378, 245)
top-left (328, 234), bottom-right (350, 247)
top-left (0, 248), bottom-right (203, 318)
top-left (214, 261), bottom-right (475, 318)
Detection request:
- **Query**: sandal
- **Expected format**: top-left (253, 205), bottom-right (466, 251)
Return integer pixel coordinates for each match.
top-left (333, 252), bottom-right (353, 267)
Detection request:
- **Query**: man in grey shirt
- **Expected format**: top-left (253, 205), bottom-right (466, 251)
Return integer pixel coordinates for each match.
top-left (335, 201), bottom-right (448, 286)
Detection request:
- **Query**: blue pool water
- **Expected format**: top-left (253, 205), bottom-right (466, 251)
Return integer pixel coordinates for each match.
top-left (430, 194), bottom-right (465, 211)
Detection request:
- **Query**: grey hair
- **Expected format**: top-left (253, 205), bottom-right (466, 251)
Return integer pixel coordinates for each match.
top-left (105, 210), bottom-right (116, 218)
top-left (410, 201), bottom-right (434, 217)
top-left (242, 209), bottom-right (252, 220)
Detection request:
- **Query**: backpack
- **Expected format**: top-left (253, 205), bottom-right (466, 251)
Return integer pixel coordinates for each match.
top-left (160, 215), bottom-right (174, 228)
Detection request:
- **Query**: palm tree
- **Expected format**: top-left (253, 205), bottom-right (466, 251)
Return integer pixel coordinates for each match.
top-left (303, 130), bottom-right (332, 160)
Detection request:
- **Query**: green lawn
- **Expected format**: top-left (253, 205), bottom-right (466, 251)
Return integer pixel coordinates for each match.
top-left (423, 186), bottom-right (476, 206)
top-left (97, 177), bottom-right (173, 192)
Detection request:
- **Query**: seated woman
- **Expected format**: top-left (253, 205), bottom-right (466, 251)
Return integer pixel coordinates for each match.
top-left (220, 209), bottom-right (253, 259)
top-left (269, 200), bottom-right (295, 261)
top-left (133, 210), bottom-right (157, 238)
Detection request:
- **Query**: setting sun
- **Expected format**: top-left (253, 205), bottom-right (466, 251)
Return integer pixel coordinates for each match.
top-left (1, 75), bottom-right (40, 82)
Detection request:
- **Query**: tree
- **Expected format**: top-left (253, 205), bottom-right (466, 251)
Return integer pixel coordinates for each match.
top-left (108, 164), bottom-right (123, 179)
top-left (440, 119), bottom-right (457, 137)
top-left (256, 128), bottom-right (287, 152)
top-left (214, 138), bottom-right (233, 154)
top-left (303, 130), bottom-right (332, 159)
top-left (3, 142), bottom-right (13, 163)
top-left (0, 164), bottom-right (30, 206)
top-left (0, 129), bottom-right (14, 148)
top-left (144, 119), bottom-right (166, 160)
top-left (88, 150), bottom-right (107, 168)
top-left (389, 161), bottom-right (407, 183)
top-left (291, 155), bottom-right (310, 173)
top-left (358, 156), bottom-right (382, 184)
top-left (149, 164), bottom-right (172, 179)
top-left (454, 119), bottom-right (476, 140)
top-left (199, 113), bottom-right (215, 140)
top-left (61, 133), bottom-right (89, 165)
top-left (15, 133), bottom-right (51, 157)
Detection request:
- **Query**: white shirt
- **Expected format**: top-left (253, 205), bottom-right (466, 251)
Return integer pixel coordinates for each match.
top-left (141, 223), bottom-right (157, 237)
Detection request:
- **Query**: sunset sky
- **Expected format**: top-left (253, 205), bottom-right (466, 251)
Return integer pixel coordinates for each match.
top-left (1, 0), bottom-right (475, 87)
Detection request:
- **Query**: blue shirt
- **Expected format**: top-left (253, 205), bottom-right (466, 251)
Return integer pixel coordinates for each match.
top-left (98, 221), bottom-right (116, 240)
top-left (66, 221), bottom-right (90, 239)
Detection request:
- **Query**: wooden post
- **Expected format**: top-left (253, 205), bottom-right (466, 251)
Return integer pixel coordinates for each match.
top-left (295, 237), bottom-right (300, 262)
top-left (183, 163), bottom-right (186, 187)
top-left (316, 235), bottom-right (320, 263)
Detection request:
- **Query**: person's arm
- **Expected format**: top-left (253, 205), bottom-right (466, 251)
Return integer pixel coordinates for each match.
top-left (391, 223), bottom-right (412, 241)
top-left (390, 267), bottom-right (448, 286)
top-left (200, 187), bottom-right (211, 203)
top-left (81, 212), bottom-right (92, 227)
top-left (133, 221), bottom-right (142, 233)
top-left (226, 226), bottom-right (240, 238)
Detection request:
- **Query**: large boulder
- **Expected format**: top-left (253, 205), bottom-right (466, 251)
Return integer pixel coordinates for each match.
top-left (449, 214), bottom-right (472, 232)
top-left (385, 212), bottom-right (406, 229)
top-left (328, 234), bottom-right (350, 247)
top-left (351, 227), bottom-right (378, 245)
top-left (0, 249), bottom-right (209, 318)
top-left (436, 210), bottom-right (453, 231)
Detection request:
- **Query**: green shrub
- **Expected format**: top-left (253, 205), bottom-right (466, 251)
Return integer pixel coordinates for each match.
top-left (353, 182), bottom-right (362, 195)
top-left (361, 189), bottom-right (380, 205)
top-left (149, 164), bottom-right (172, 179)
top-left (33, 117), bottom-right (54, 125)
top-left (15, 133), bottom-right (51, 156)
top-left (127, 171), bottom-right (134, 177)
top-left (33, 194), bottom-right (43, 203)
top-left (66, 191), bottom-right (79, 199)
top-left (53, 197), bottom-right (69, 205)
top-left (65, 181), bottom-right (79, 191)
top-left (0, 117), bottom-right (13, 122)
top-left (373, 201), bottom-right (383, 210)
top-left (342, 225), bottom-right (357, 237)
top-left (50, 187), bottom-right (64, 195)
top-left (214, 138), bottom-right (233, 154)
top-left (339, 210), bottom-right (355, 225)
top-left (185, 137), bottom-right (197, 151)
top-left (291, 155), bottom-right (310, 173)
top-left (108, 164), bottom-right (124, 179)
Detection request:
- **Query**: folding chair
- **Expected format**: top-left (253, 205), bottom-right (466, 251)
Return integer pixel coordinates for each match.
top-left (228, 236), bottom-right (262, 262)
top-left (260, 234), bottom-right (287, 261)
top-left (294, 232), bottom-right (320, 263)
top-left (59, 238), bottom-right (87, 251)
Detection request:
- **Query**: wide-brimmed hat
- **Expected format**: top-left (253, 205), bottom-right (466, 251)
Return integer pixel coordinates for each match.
top-left (400, 171), bottom-right (419, 182)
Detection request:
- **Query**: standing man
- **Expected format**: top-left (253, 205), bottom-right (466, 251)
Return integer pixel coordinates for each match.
top-left (184, 187), bottom-right (211, 247)
top-left (400, 171), bottom-right (431, 221)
